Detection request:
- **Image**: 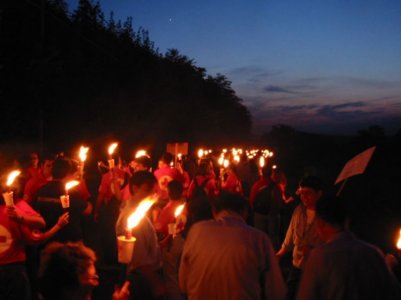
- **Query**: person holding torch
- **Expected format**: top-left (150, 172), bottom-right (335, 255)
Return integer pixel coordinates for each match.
top-left (0, 169), bottom-right (69, 300)
top-left (154, 180), bottom-right (186, 300)
top-left (115, 171), bottom-right (166, 300)
top-left (34, 158), bottom-right (92, 244)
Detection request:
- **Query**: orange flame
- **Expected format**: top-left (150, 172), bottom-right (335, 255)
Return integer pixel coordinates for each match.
top-left (65, 180), bottom-right (79, 193)
top-left (79, 146), bottom-right (89, 162)
top-left (174, 204), bottom-right (185, 218)
top-left (259, 156), bottom-right (265, 168)
top-left (127, 196), bottom-right (157, 230)
top-left (135, 150), bottom-right (147, 158)
top-left (108, 143), bottom-right (118, 156)
top-left (397, 229), bottom-right (401, 250)
top-left (6, 170), bottom-right (21, 186)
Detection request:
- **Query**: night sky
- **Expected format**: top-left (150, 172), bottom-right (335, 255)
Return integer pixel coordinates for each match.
top-left (67, 0), bottom-right (401, 135)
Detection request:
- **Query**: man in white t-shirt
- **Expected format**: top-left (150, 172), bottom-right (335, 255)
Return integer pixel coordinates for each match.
top-left (276, 176), bottom-right (324, 300)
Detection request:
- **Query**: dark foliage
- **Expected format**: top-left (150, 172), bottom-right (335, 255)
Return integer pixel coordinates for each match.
top-left (1, 0), bottom-right (252, 154)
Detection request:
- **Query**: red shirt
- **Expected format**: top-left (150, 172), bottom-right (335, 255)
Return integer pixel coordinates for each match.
top-left (98, 168), bottom-right (127, 203)
top-left (154, 200), bottom-right (184, 236)
top-left (249, 177), bottom-right (271, 207)
top-left (23, 173), bottom-right (49, 203)
top-left (221, 172), bottom-right (243, 195)
top-left (0, 200), bottom-right (42, 265)
top-left (154, 167), bottom-right (185, 200)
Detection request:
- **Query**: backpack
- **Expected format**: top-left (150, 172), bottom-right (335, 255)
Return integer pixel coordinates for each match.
top-left (253, 183), bottom-right (275, 215)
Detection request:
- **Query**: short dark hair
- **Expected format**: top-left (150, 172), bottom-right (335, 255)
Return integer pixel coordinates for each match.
top-left (135, 155), bottom-right (152, 170)
top-left (38, 242), bottom-right (96, 299)
top-left (213, 193), bottom-right (249, 214)
top-left (299, 175), bottom-right (322, 191)
top-left (129, 170), bottom-right (157, 194)
top-left (52, 158), bottom-right (72, 180)
top-left (159, 152), bottom-right (173, 165)
top-left (316, 195), bottom-right (348, 227)
top-left (168, 180), bottom-right (183, 200)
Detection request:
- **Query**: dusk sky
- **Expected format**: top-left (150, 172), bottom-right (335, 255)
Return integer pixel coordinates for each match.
top-left (67, 0), bottom-right (401, 135)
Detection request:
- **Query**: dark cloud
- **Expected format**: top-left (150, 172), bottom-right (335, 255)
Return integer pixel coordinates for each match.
top-left (226, 66), bottom-right (284, 83)
top-left (228, 66), bottom-right (278, 77)
top-left (327, 101), bottom-right (365, 110)
top-left (249, 100), bottom-right (392, 135)
top-left (263, 85), bottom-right (297, 94)
top-left (262, 83), bottom-right (319, 95)
top-left (339, 77), bottom-right (400, 89)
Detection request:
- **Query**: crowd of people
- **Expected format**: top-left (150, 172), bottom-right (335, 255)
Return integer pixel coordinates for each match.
top-left (0, 148), bottom-right (400, 300)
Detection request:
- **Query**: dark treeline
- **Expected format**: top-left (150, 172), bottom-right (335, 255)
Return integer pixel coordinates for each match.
top-left (2, 0), bottom-right (251, 153)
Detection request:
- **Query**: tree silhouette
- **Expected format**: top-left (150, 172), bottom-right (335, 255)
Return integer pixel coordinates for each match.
top-left (2, 0), bottom-right (252, 153)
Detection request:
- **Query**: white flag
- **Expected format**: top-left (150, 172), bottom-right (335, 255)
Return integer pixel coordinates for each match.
top-left (335, 146), bottom-right (376, 185)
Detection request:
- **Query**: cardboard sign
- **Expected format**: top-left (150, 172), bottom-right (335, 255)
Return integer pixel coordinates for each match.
top-left (166, 142), bottom-right (188, 157)
top-left (335, 146), bottom-right (376, 185)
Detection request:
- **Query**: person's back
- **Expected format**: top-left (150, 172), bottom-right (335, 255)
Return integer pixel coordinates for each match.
top-left (34, 158), bottom-right (91, 243)
top-left (297, 195), bottom-right (401, 300)
top-left (298, 232), bottom-right (400, 300)
top-left (179, 193), bottom-right (286, 300)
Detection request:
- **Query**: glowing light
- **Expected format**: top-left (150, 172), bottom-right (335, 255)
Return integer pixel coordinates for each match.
top-left (6, 170), bottom-right (21, 186)
top-left (259, 156), bottom-right (265, 168)
top-left (127, 196), bottom-right (157, 230)
top-left (223, 159), bottom-right (229, 168)
top-left (397, 229), bottom-right (401, 250)
top-left (135, 150), bottom-right (147, 158)
top-left (197, 149), bottom-right (204, 158)
top-left (108, 143), bottom-right (118, 156)
top-left (79, 146), bottom-right (89, 162)
top-left (174, 204), bottom-right (185, 218)
top-left (65, 180), bottom-right (79, 194)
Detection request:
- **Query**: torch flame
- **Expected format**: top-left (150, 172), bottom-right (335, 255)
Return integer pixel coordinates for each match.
top-left (259, 156), bottom-right (265, 168)
top-left (223, 159), bottom-right (229, 168)
top-left (6, 170), bottom-right (21, 186)
top-left (174, 204), bottom-right (185, 218)
top-left (397, 229), bottom-right (401, 250)
top-left (127, 196), bottom-right (157, 230)
top-left (79, 146), bottom-right (89, 162)
top-left (197, 149), bottom-right (204, 159)
top-left (65, 180), bottom-right (80, 192)
top-left (108, 143), bottom-right (118, 156)
top-left (135, 150), bottom-right (147, 159)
